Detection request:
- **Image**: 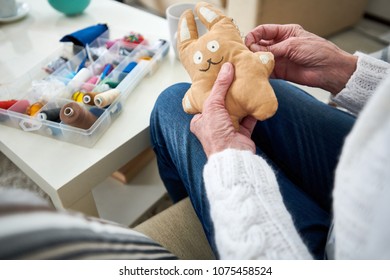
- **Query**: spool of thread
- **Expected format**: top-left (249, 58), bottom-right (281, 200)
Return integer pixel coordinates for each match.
top-left (80, 76), bottom-right (99, 92)
top-left (82, 92), bottom-right (99, 105)
top-left (89, 107), bottom-right (105, 118)
top-left (94, 88), bottom-right (120, 108)
top-left (26, 101), bottom-right (45, 116)
top-left (0, 99), bottom-right (18, 110)
top-left (7, 100), bottom-right (30, 114)
top-left (38, 108), bottom-right (61, 122)
top-left (92, 83), bottom-right (110, 93)
top-left (123, 61), bottom-right (137, 74)
top-left (117, 61), bottom-right (138, 82)
top-left (104, 80), bottom-right (120, 88)
top-left (67, 68), bottom-right (92, 90)
top-left (60, 102), bottom-right (98, 129)
top-left (72, 91), bottom-right (84, 103)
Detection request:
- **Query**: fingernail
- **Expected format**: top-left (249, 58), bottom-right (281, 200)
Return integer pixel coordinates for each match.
top-left (220, 63), bottom-right (230, 74)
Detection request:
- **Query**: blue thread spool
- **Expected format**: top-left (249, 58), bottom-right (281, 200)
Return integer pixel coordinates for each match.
top-left (118, 61), bottom-right (137, 82)
top-left (89, 107), bottom-right (105, 118)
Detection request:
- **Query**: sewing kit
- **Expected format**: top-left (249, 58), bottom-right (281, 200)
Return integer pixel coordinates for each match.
top-left (0, 29), bottom-right (169, 147)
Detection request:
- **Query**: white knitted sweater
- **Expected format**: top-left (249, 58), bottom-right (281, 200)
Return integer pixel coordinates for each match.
top-left (203, 52), bottom-right (390, 259)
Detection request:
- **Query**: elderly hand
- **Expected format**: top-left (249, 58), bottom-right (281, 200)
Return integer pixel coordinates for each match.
top-left (245, 24), bottom-right (358, 95)
top-left (190, 63), bottom-right (257, 158)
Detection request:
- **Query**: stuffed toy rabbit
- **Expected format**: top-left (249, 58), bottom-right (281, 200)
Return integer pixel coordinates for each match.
top-left (177, 2), bottom-right (278, 129)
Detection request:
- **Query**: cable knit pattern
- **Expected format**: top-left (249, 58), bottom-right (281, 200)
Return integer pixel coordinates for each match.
top-left (204, 149), bottom-right (312, 260)
top-left (331, 51), bottom-right (390, 115)
top-left (333, 73), bottom-right (390, 259)
top-left (202, 55), bottom-right (390, 259)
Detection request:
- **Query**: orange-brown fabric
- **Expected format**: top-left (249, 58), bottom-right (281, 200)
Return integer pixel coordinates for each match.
top-left (177, 2), bottom-right (278, 129)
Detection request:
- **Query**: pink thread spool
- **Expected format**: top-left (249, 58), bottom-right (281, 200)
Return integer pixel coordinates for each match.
top-left (94, 88), bottom-right (120, 108)
top-left (8, 100), bottom-right (30, 114)
top-left (60, 102), bottom-right (97, 129)
top-left (80, 76), bottom-right (99, 92)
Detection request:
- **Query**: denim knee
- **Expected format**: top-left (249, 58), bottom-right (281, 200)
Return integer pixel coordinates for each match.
top-left (152, 82), bottom-right (190, 115)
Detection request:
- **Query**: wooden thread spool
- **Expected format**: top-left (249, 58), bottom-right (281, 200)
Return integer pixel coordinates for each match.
top-left (60, 102), bottom-right (98, 129)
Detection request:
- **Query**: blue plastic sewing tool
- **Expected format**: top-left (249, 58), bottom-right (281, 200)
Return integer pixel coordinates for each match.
top-left (101, 64), bottom-right (113, 79)
top-left (76, 55), bottom-right (88, 73)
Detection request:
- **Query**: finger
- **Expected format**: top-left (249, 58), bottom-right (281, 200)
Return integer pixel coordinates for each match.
top-left (239, 116), bottom-right (257, 136)
top-left (248, 43), bottom-right (269, 53)
top-left (250, 39), bottom-right (291, 59)
top-left (190, 113), bottom-right (202, 134)
top-left (247, 24), bottom-right (302, 44)
top-left (245, 24), bottom-right (285, 46)
top-left (206, 62), bottom-right (234, 106)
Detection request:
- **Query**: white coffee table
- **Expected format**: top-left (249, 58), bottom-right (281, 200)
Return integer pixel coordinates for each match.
top-left (0, 0), bottom-right (190, 216)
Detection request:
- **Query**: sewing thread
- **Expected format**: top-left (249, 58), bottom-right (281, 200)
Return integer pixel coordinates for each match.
top-left (0, 100), bottom-right (18, 110)
top-left (80, 76), bottom-right (99, 92)
top-left (94, 88), bottom-right (120, 108)
top-left (82, 92), bottom-right (99, 105)
top-left (38, 108), bottom-right (61, 122)
top-left (7, 100), bottom-right (30, 114)
top-left (60, 102), bottom-right (98, 129)
top-left (67, 68), bottom-right (92, 90)
top-left (72, 91), bottom-right (84, 102)
top-left (26, 101), bottom-right (45, 116)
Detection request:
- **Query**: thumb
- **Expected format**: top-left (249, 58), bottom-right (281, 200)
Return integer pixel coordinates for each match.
top-left (190, 113), bottom-right (202, 134)
top-left (207, 62), bottom-right (234, 106)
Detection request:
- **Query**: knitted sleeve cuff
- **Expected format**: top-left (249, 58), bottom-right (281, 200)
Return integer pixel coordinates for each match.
top-left (204, 149), bottom-right (312, 259)
top-left (331, 51), bottom-right (390, 115)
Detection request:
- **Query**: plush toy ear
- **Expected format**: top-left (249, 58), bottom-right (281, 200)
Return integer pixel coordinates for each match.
top-left (195, 2), bottom-right (225, 31)
top-left (177, 9), bottom-right (198, 45)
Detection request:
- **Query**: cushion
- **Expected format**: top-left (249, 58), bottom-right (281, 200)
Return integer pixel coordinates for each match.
top-left (0, 187), bottom-right (177, 260)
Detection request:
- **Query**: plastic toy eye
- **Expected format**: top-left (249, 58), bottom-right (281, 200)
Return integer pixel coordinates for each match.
top-left (207, 40), bottom-right (220, 52)
top-left (193, 51), bottom-right (203, 64)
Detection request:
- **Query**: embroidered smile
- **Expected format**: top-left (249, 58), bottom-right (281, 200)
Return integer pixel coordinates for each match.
top-left (199, 57), bottom-right (224, 72)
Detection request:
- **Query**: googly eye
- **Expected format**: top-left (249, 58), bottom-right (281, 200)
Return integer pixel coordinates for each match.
top-left (207, 40), bottom-right (220, 52)
top-left (193, 51), bottom-right (203, 64)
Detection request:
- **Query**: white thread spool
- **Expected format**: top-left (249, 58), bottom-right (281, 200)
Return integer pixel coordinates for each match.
top-left (94, 88), bottom-right (120, 108)
top-left (68, 68), bottom-right (92, 90)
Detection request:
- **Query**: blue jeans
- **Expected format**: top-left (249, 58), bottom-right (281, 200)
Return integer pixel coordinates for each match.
top-left (150, 80), bottom-right (355, 259)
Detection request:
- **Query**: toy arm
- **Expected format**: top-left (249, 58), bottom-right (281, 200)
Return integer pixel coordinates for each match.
top-left (254, 51), bottom-right (275, 75)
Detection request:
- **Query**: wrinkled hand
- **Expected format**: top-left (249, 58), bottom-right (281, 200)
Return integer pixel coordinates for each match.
top-left (245, 24), bottom-right (358, 94)
top-left (190, 63), bottom-right (257, 158)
